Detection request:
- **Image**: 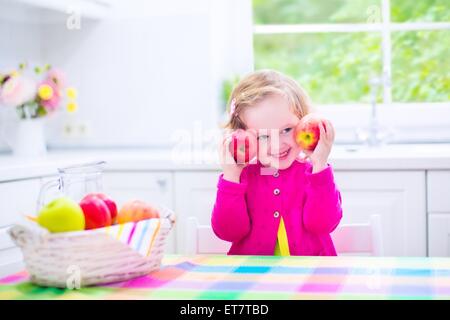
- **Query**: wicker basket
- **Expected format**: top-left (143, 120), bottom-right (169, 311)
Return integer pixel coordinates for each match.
top-left (8, 206), bottom-right (175, 288)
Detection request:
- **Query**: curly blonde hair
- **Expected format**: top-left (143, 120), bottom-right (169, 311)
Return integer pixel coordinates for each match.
top-left (223, 70), bottom-right (312, 130)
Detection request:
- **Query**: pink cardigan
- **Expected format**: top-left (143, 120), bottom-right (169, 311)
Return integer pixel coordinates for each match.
top-left (211, 159), bottom-right (343, 256)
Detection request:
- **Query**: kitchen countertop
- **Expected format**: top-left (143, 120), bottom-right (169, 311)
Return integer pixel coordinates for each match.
top-left (1, 144), bottom-right (450, 182)
top-left (1, 254), bottom-right (450, 299)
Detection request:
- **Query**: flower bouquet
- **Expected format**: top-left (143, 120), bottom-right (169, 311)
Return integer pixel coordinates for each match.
top-left (0, 63), bottom-right (78, 156)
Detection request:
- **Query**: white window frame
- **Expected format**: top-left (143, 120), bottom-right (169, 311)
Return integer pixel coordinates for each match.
top-left (253, 0), bottom-right (450, 144)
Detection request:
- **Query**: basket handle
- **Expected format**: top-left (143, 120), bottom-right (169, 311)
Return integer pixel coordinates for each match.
top-left (166, 212), bottom-right (176, 227)
top-left (8, 225), bottom-right (40, 248)
top-left (159, 205), bottom-right (176, 227)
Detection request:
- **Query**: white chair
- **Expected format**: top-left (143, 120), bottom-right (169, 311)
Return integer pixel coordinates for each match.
top-left (185, 217), bottom-right (230, 254)
top-left (185, 215), bottom-right (384, 256)
top-left (331, 215), bottom-right (384, 256)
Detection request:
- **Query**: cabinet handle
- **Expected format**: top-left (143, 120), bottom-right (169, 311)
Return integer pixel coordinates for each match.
top-left (156, 178), bottom-right (167, 190)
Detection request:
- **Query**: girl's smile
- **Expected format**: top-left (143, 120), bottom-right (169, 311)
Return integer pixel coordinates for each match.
top-left (271, 147), bottom-right (291, 160)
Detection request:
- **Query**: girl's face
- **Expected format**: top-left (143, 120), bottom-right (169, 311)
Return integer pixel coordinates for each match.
top-left (242, 94), bottom-right (301, 170)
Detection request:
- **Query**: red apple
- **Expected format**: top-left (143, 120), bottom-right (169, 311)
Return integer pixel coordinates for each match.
top-left (89, 193), bottom-right (118, 223)
top-left (295, 114), bottom-right (323, 151)
top-left (229, 129), bottom-right (257, 164)
top-left (79, 194), bottom-right (112, 230)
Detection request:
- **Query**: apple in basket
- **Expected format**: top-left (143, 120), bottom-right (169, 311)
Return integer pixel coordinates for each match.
top-left (79, 193), bottom-right (113, 229)
top-left (117, 200), bottom-right (160, 224)
top-left (86, 192), bottom-right (118, 224)
top-left (294, 113), bottom-right (323, 152)
top-left (37, 197), bottom-right (85, 232)
top-left (229, 129), bottom-right (257, 164)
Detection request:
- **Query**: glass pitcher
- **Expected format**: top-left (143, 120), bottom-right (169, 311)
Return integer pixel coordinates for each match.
top-left (37, 161), bottom-right (106, 211)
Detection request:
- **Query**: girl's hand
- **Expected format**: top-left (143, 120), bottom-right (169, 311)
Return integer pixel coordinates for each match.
top-left (303, 120), bottom-right (335, 173)
top-left (218, 133), bottom-right (246, 183)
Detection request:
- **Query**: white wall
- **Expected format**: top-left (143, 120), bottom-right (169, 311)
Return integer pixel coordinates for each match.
top-left (0, 0), bottom-right (255, 151)
top-left (208, 0), bottom-right (254, 116)
top-left (0, 0), bottom-right (45, 151)
top-left (43, 0), bottom-right (215, 148)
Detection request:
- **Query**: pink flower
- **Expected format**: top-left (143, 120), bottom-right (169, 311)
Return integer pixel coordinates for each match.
top-left (39, 79), bottom-right (61, 112)
top-left (45, 68), bottom-right (66, 89)
top-left (0, 75), bottom-right (36, 107)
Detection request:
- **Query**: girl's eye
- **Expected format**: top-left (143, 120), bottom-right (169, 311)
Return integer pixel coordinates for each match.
top-left (281, 127), bottom-right (292, 134)
top-left (258, 135), bottom-right (269, 141)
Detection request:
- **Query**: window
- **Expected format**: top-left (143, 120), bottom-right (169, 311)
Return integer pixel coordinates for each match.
top-left (253, 0), bottom-right (450, 143)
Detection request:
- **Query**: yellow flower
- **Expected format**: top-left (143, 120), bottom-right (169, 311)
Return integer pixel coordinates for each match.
top-left (38, 84), bottom-right (54, 100)
top-left (66, 101), bottom-right (78, 113)
top-left (10, 70), bottom-right (20, 77)
top-left (66, 87), bottom-right (77, 100)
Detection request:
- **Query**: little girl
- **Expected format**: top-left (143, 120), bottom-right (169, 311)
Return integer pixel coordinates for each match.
top-left (211, 70), bottom-right (343, 256)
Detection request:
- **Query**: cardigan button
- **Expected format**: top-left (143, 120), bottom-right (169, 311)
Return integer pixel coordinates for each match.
top-left (273, 188), bottom-right (280, 195)
top-left (273, 211), bottom-right (280, 218)
top-left (273, 171), bottom-right (279, 178)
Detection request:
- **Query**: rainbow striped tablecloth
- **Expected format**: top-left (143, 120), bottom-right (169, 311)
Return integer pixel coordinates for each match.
top-left (1, 255), bottom-right (450, 300)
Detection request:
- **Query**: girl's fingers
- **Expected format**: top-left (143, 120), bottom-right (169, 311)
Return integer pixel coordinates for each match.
top-left (223, 136), bottom-right (232, 155)
top-left (319, 121), bottom-right (326, 142)
top-left (320, 120), bottom-right (328, 141)
top-left (225, 136), bottom-right (239, 165)
top-left (329, 120), bottom-right (335, 142)
top-left (325, 120), bottom-right (334, 142)
top-left (328, 120), bottom-right (335, 142)
top-left (219, 136), bottom-right (227, 153)
top-left (224, 136), bottom-right (232, 148)
top-left (322, 120), bottom-right (328, 134)
top-left (219, 136), bottom-right (231, 160)
top-left (320, 120), bottom-right (334, 143)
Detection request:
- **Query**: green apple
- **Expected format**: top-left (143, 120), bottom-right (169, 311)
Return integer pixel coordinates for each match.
top-left (38, 197), bottom-right (85, 233)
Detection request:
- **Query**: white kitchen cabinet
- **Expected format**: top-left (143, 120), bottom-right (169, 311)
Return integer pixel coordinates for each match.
top-left (0, 179), bottom-right (42, 228)
top-left (428, 214), bottom-right (450, 257)
top-left (174, 171), bottom-right (220, 253)
top-left (427, 171), bottom-right (450, 213)
top-left (0, 178), bottom-right (41, 277)
top-left (0, 226), bottom-right (24, 278)
top-left (427, 170), bottom-right (450, 257)
top-left (334, 171), bottom-right (426, 257)
top-left (102, 172), bottom-right (176, 253)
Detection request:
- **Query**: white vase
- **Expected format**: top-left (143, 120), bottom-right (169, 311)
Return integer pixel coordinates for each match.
top-left (8, 118), bottom-right (47, 157)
